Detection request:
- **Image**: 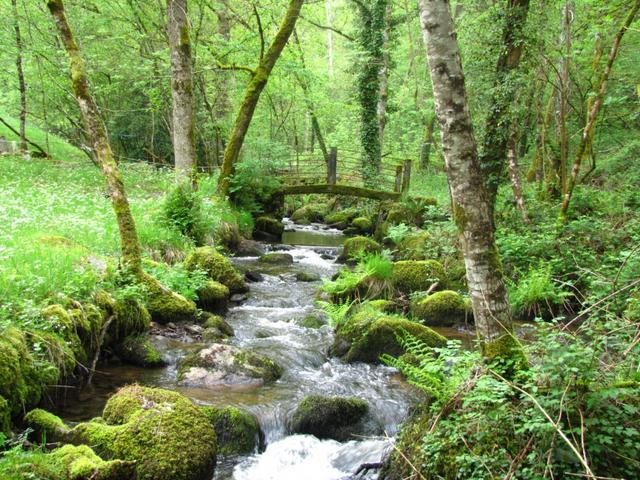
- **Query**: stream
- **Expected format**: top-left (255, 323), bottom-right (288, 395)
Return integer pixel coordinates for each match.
top-left (53, 220), bottom-right (472, 479)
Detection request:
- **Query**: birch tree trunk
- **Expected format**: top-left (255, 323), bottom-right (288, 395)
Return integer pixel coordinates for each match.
top-left (508, 133), bottom-right (530, 223)
top-left (326, 0), bottom-right (335, 78)
top-left (217, 0), bottom-right (304, 197)
top-left (12, 0), bottom-right (27, 153)
top-left (555, 0), bottom-right (574, 196)
top-left (418, 0), bottom-right (522, 363)
top-left (377, 4), bottom-right (392, 149)
top-left (167, 0), bottom-right (197, 185)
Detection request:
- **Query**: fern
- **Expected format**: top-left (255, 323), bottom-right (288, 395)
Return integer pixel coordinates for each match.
top-left (316, 299), bottom-right (355, 327)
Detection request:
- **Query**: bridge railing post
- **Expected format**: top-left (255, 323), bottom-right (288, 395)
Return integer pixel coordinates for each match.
top-left (327, 147), bottom-right (337, 185)
top-left (394, 165), bottom-right (403, 193)
top-left (402, 159), bottom-right (412, 194)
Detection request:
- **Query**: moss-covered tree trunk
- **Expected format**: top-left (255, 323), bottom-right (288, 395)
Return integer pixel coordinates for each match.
top-left (168, 0), bottom-right (197, 185)
top-left (47, 0), bottom-right (196, 323)
top-left (352, 0), bottom-right (387, 187)
top-left (12, 0), bottom-right (27, 153)
top-left (418, 0), bottom-right (521, 362)
top-left (478, 0), bottom-right (530, 214)
top-left (216, 0), bottom-right (304, 198)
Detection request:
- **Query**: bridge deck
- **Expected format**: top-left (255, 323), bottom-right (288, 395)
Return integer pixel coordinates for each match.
top-left (278, 183), bottom-right (401, 201)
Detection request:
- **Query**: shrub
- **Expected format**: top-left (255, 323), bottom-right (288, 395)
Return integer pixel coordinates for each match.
top-left (509, 265), bottom-right (571, 319)
top-left (161, 183), bottom-right (205, 245)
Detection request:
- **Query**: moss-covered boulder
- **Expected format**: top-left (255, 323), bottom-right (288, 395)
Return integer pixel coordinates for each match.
top-left (95, 291), bottom-right (151, 340)
top-left (201, 406), bottom-right (261, 456)
top-left (332, 309), bottom-right (446, 364)
top-left (255, 216), bottom-right (284, 238)
top-left (338, 236), bottom-right (382, 263)
top-left (325, 208), bottom-right (360, 229)
top-left (351, 217), bottom-right (373, 234)
top-left (411, 290), bottom-right (470, 327)
top-left (258, 252), bottom-right (294, 265)
top-left (24, 408), bottom-right (70, 442)
top-left (0, 327), bottom-right (57, 417)
top-left (196, 280), bottom-right (230, 314)
top-left (290, 395), bottom-right (369, 441)
top-left (41, 304), bottom-right (87, 364)
top-left (297, 314), bottom-right (327, 329)
top-left (70, 385), bottom-right (217, 480)
top-left (392, 260), bottom-right (447, 294)
top-left (395, 230), bottom-right (431, 260)
top-left (50, 444), bottom-right (136, 480)
top-left (178, 344), bottom-right (282, 388)
top-left (291, 205), bottom-right (326, 225)
top-left (295, 271), bottom-right (321, 282)
top-left (201, 313), bottom-right (234, 341)
top-left (215, 221), bottom-right (242, 252)
top-left (142, 275), bottom-right (197, 324)
top-left (114, 334), bottom-right (165, 368)
top-left (184, 247), bottom-right (247, 293)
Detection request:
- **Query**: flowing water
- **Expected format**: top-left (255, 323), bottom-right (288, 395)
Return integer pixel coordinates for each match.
top-left (53, 220), bottom-right (473, 479)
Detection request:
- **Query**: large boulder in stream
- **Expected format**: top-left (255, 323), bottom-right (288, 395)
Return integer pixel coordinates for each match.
top-left (331, 307), bottom-right (447, 364)
top-left (69, 385), bottom-right (217, 480)
top-left (337, 236), bottom-right (382, 263)
top-left (201, 406), bottom-right (262, 456)
top-left (196, 280), bottom-right (230, 314)
top-left (290, 395), bottom-right (369, 441)
top-left (258, 252), bottom-right (294, 265)
top-left (178, 344), bottom-right (283, 388)
top-left (391, 260), bottom-right (447, 294)
top-left (184, 247), bottom-right (247, 294)
top-left (411, 290), bottom-right (471, 327)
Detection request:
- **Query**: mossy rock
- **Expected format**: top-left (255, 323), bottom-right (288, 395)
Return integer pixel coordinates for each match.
top-left (333, 309), bottom-right (446, 364)
top-left (291, 205), bottom-right (326, 225)
top-left (384, 202), bottom-right (416, 226)
top-left (255, 216), bottom-right (284, 238)
top-left (392, 260), bottom-right (447, 294)
top-left (201, 312), bottom-right (234, 341)
top-left (114, 334), bottom-right (165, 368)
top-left (367, 299), bottom-right (394, 313)
top-left (24, 408), bottom-right (70, 442)
top-left (0, 327), bottom-right (56, 417)
top-left (41, 305), bottom-right (87, 364)
top-left (411, 291), bottom-right (471, 327)
top-left (290, 395), bottom-right (369, 441)
top-left (215, 221), bottom-right (242, 251)
top-left (95, 292), bottom-right (151, 340)
top-left (71, 385), bottom-right (217, 480)
top-left (297, 314), bottom-right (326, 329)
top-left (395, 231), bottom-right (431, 261)
top-left (184, 247), bottom-right (247, 293)
top-left (196, 280), bottom-right (230, 314)
top-left (295, 271), bottom-right (321, 282)
top-left (339, 236), bottom-right (381, 263)
top-left (178, 344), bottom-right (283, 388)
top-left (49, 444), bottom-right (136, 480)
top-left (351, 216), bottom-right (373, 234)
top-left (325, 208), bottom-right (360, 229)
top-left (142, 274), bottom-right (198, 324)
top-left (0, 395), bottom-right (10, 434)
top-left (258, 252), bottom-right (294, 265)
top-left (200, 406), bottom-right (261, 456)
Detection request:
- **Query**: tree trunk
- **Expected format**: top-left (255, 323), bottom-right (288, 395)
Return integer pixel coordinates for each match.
top-left (326, 0), bottom-right (335, 78)
top-left (12, 0), bottom-right (27, 153)
top-left (214, 1), bottom-right (232, 167)
top-left (217, 0), bottom-right (304, 197)
top-left (555, 0), bottom-right (574, 196)
top-left (418, 0), bottom-right (522, 363)
top-left (559, 0), bottom-right (640, 223)
top-left (420, 114), bottom-right (436, 170)
top-left (508, 133), bottom-right (530, 223)
top-left (479, 0), bottom-right (531, 214)
top-left (167, 0), bottom-right (197, 185)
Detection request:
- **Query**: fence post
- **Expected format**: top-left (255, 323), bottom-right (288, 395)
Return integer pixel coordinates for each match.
top-left (395, 165), bottom-right (403, 192)
top-left (327, 147), bottom-right (337, 185)
top-left (402, 159), bottom-right (412, 194)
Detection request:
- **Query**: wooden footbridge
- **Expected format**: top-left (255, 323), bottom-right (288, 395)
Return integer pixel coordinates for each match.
top-left (276, 147), bottom-right (411, 201)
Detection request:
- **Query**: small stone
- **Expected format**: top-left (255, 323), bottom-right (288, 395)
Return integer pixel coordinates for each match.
top-left (295, 272), bottom-right (321, 282)
top-left (166, 322), bottom-right (177, 330)
top-left (230, 293), bottom-right (248, 303)
top-left (258, 253), bottom-right (294, 265)
top-left (245, 271), bottom-right (264, 282)
top-left (185, 325), bottom-right (204, 336)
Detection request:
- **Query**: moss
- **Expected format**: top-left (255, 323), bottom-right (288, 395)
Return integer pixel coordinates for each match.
top-left (339, 236), bottom-right (381, 262)
top-left (452, 203), bottom-right (467, 230)
top-left (482, 334), bottom-right (529, 375)
top-left (255, 216), bottom-right (284, 237)
top-left (295, 271), bottom-right (321, 282)
top-left (298, 314), bottom-right (326, 329)
top-left (111, 297), bottom-right (151, 338)
top-left (0, 395), bottom-right (10, 434)
top-left (141, 274), bottom-right (198, 324)
top-left (368, 299), bottom-right (393, 312)
top-left (384, 202), bottom-right (415, 226)
top-left (351, 216), bottom-right (373, 233)
top-left (196, 280), bottom-right (229, 314)
top-left (392, 260), bottom-right (447, 294)
top-left (184, 247), bottom-right (247, 293)
top-left (290, 395), bottom-right (368, 441)
top-left (325, 207), bottom-right (359, 228)
top-left (71, 385), bottom-right (217, 480)
top-left (258, 252), bottom-right (294, 264)
top-left (334, 309), bottom-right (446, 364)
top-left (201, 313), bottom-right (234, 341)
top-left (215, 221), bottom-right (242, 251)
top-left (114, 334), bottom-right (165, 368)
top-left (200, 406), bottom-right (260, 456)
top-left (48, 444), bottom-right (136, 480)
top-left (411, 291), bottom-right (471, 327)
top-left (24, 408), bottom-right (70, 442)
top-left (396, 230), bottom-right (431, 260)
top-left (42, 305), bottom-right (85, 363)
top-left (291, 205), bottom-right (327, 224)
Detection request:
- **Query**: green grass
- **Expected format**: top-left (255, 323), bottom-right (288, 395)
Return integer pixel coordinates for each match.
top-left (0, 113), bottom-right (85, 162)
